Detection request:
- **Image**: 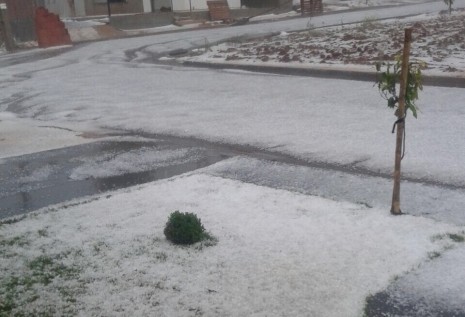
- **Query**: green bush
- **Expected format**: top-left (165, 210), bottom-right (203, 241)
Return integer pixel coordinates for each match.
top-left (164, 211), bottom-right (207, 245)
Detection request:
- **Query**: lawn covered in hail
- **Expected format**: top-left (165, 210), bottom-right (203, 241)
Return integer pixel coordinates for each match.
top-left (1, 173), bottom-right (463, 316)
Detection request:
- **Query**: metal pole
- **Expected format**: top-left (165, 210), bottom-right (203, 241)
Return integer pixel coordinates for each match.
top-left (0, 2), bottom-right (15, 52)
top-left (390, 28), bottom-right (412, 215)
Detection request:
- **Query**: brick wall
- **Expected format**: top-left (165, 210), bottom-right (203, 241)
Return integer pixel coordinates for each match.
top-left (35, 7), bottom-right (72, 48)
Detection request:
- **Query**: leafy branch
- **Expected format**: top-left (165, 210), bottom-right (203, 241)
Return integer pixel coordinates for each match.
top-left (375, 56), bottom-right (426, 118)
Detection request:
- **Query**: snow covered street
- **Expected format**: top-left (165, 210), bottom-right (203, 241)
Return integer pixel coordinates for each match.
top-left (1, 2), bottom-right (465, 316)
top-left (2, 46), bottom-right (464, 185)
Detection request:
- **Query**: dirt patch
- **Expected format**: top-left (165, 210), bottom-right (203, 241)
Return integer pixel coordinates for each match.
top-left (94, 25), bottom-right (126, 38)
top-left (188, 10), bottom-right (465, 74)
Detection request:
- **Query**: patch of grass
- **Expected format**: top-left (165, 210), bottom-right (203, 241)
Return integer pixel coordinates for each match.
top-left (0, 215), bottom-right (27, 226)
top-left (432, 232), bottom-right (465, 243)
top-left (0, 252), bottom-right (82, 316)
top-left (92, 241), bottom-right (110, 255)
top-left (0, 236), bottom-right (29, 256)
top-left (0, 235), bottom-right (29, 248)
top-left (26, 255), bottom-right (80, 286)
top-left (154, 252), bottom-right (167, 262)
top-left (428, 251), bottom-right (441, 260)
top-left (195, 233), bottom-right (218, 251)
top-left (447, 233), bottom-right (465, 243)
top-left (37, 229), bottom-right (48, 238)
top-left (58, 286), bottom-right (78, 304)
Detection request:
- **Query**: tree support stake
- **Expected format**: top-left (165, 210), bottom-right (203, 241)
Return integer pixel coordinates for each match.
top-left (390, 28), bottom-right (412, 215)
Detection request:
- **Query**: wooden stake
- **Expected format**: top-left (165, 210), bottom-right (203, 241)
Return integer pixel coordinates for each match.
top-left (390, 28), bottom-right (412, 215)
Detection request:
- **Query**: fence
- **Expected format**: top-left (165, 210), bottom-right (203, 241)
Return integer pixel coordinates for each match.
top-left (300, 0), bottom-right (322, 15)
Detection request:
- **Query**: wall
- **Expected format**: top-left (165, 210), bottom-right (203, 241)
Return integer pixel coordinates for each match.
top-left (142, 0), bottom-right (151, 12)
top-left (150, 0), bottom-right (172, 11)
top-left (172, 0), bottom-right (189, 11)
top-left (37, 0), bottom-right (86, 17)
top-left (85, 0), bottom-right (144, 16)
top-left (74, 0), bottom-right (86, 16)
top-left (173, 0), bottom-right (240, 12)
top-left (42, 0), bottom-right (73, 17)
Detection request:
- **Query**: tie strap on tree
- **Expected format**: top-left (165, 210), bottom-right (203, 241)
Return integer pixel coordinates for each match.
top-left (391, 117), bottom-right (405, 134)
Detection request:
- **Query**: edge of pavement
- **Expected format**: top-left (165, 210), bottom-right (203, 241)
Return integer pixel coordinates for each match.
top-left (181, 60), bottom-right (465, 88)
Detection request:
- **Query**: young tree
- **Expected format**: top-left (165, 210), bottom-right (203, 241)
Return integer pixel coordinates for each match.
top-left (375, 28), bottom-right (425, 215)
top-left (444, 0), bottom-right (454, 14)
top-left (376, 56), bottom-right (425, 119)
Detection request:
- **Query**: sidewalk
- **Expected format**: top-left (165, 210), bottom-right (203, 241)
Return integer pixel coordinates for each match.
top-left (61, 0), bottom-right (419, 43)
top-left (64, 6), bottom-right (298, 42)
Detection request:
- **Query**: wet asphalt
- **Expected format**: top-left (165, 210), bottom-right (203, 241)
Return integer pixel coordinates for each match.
top-left (0, 138), bottom-right (229, 219)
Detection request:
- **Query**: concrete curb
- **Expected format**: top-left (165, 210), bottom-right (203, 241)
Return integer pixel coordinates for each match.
top-left (182, 60), bottom-right (465, 88)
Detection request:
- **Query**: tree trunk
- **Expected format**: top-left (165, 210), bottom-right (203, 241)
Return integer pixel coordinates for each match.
top-left (390, 28), bottom-right (412, 215)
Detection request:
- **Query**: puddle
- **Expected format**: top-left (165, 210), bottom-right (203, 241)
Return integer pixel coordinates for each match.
top-left (2, 132), bottom-right (463, 220)
top-left (0, 139), bottom-right (229, 219)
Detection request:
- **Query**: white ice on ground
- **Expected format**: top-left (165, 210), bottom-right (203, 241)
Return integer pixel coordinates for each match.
top-left (249, 11), bottom-right (299, 22)
top-left (1, 4), bottom-right (465, 314)
top-left (0, 112), bottom-right (95, 159)
top-left (62, 19), bottom-right (106, 29)
top-left (70, 146), bottom-right (201, 180)
top-left (204, 156), bottom-right (465, 225)
top-left (0, 174), bottom-right (462, 316)
top-left (3, 58), bottom-right (464, 185)
top-left (296, 0), bottom-right (432, 7)
top-left (384, 243), bottom-right (465, 313)
top-left (18, 165), bottom-right (55, 183)
top-left (67, 27), bottom-right (101, 42)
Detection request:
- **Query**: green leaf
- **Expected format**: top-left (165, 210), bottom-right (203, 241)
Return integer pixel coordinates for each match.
top-left (410, 105), bottom-right (418, 118)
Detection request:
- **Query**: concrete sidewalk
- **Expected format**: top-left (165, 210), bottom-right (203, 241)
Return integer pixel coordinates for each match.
top-left (66, 14), bottom-right (217, 42)
top-left (65, 6), bottom-right (297, 42)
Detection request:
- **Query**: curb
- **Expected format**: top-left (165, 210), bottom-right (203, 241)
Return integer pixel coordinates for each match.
top-left (182, 61), bottom-right (465, 88)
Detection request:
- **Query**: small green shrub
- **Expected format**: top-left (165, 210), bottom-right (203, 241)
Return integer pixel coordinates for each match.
top-left (164, 211), bottom-right (207, 245)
